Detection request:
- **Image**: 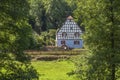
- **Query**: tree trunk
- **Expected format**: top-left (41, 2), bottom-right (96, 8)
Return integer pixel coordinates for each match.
top-left (110, 0), bottom-right (115, 80)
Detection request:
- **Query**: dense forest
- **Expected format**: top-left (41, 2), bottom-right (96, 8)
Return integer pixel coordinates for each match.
top-left (0, 0), bottom-right (120, 80)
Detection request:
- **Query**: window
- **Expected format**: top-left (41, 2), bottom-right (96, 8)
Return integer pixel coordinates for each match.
top-left (62, 32), bottom-right (67, 37)
top-left (74, 41), bottom-right (80, 45)
top-left (74, 32), bottom-right (80, 37)
top-left (70, 27), bottom-right (73, 30)
top-left (61, 41), bottom-right (65, 45)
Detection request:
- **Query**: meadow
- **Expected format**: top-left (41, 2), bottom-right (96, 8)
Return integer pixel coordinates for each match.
top-left (30, 49), bottom-right (87, 80)
top-left (32, 60), bottom-right (76, 80)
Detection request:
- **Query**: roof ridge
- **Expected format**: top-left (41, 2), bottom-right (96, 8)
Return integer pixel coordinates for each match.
top-left (67, 16), bottom-right (73, 20)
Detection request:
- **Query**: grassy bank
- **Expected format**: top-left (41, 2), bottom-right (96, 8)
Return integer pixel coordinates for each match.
top-left (25, 49), bottom-right (87, 55)
top-left (26, 49), bottom-right (87, 61)
top-left (32, 60), bottom-right (76, 80)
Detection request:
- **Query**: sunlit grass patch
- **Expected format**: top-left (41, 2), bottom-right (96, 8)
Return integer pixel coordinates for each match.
top-left (32, 60), bottom-right (76, 80)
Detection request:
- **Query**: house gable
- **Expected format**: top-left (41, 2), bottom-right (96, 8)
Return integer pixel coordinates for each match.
top-left (57, 16), bottom-right (82, 40)
top-left (56, 16), bottom-right (83, 48)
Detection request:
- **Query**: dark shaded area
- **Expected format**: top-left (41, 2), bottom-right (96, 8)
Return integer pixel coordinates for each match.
top-left (36, 55), bottom-right (70, 61)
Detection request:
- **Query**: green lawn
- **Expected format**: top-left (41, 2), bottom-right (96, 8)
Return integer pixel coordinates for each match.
top-left (32, 60), bottom-right (76, 80)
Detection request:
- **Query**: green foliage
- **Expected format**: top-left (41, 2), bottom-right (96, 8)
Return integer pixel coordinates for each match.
top-left (74, 0), bottom-right (120, 79)
top-left (71, 52), bottom-right (91, 80)
top-left (34, 29), bottom-right (56, 49)
top-left (40, 29), bottom-right (56, 46)
top-left (29, 0), bottom-right (75, 34)
top-left (0, 0), bottom-right (39, 79)
top-left (0, 53), bottom-right (38, 80)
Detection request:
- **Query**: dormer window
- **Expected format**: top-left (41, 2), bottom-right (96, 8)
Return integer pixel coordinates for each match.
top-left (74, 32), bottom-right (80, 37)
top-left (62, 32), bottom-right (67, 37)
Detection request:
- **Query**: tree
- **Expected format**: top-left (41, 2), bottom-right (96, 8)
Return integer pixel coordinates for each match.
top-left (46, 0), bottom-right (72, 29)
top-left (29, 0), bottom-right (73, 34)
top-left (0, 0), bottom-right (39, 79)
top-left (74, 0), bottom-right (120, 79)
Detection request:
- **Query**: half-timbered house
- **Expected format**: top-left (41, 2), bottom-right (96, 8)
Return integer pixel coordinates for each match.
top-left (56, 16), bottom-right (83, 48)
